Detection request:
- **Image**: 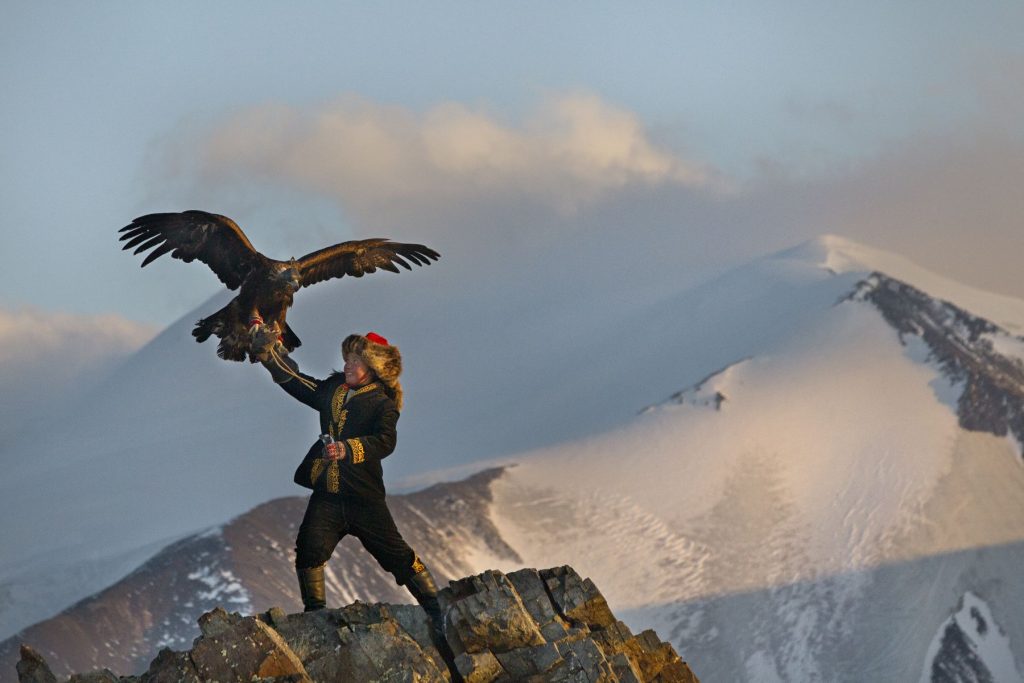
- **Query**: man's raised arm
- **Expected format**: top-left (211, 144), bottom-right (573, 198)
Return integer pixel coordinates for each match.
top-left (253, 324), bottom-right (321, 408)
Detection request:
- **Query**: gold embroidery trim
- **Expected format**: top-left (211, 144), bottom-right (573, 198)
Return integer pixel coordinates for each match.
top-left (310, 459), bottom-right (325, 486)
top-left (330, 409), bottom-right (347, 439)
top-left (349, 382), bottom-right (379, 399)
top-left (326, 461), bottom-right (340, 493)
top-left (347, 438), bottom-right (365, 464)
top-left (411, 555), bottom-right (426, 574)
top-left (331, 386), bottom-right (349, 426)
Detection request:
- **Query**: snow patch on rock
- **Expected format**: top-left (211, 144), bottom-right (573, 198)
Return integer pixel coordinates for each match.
top-left (920, 591), bottom-right (1022, 683)
top-left (640, 358), bottom-right (752, 414)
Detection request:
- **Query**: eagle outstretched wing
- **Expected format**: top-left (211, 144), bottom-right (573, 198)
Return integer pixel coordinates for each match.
top-left (297, 239), bottom-right (440, 289)
top-left (118, 211), bottom-right (263, 290)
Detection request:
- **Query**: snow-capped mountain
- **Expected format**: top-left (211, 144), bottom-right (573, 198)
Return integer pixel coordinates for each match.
top-left (478, 238), bottom-right (1024, 681)
top-left (479, 237), bottom-right (1024, 680)
top-left (3, 234), bottom-right (1024, 681)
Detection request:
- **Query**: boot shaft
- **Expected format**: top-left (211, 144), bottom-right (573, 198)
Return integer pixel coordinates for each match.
top-left (406, 566), bottom-right (461, 681)
top-left (407, 566), bottom-right (445, 624)
top-left (297, 565), bottom-right (326, 611)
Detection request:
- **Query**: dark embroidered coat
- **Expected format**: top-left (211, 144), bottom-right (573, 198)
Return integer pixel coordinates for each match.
top-left (278, 370), bottom-right (399, 501)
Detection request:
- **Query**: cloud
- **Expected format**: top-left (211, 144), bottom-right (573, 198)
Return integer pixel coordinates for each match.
top-left (803, 130), bottom-right (1024, 299)
top-left (0, 308), bottom-right (155, 365)
top-left (766, 55), bottom-right (1024, 302)
top-left (155, 73), bottom-right (1024, 307)
top-left (193, 93), bottom-right (720, 221)
top-left (0, 308), bottom-right (157, 444)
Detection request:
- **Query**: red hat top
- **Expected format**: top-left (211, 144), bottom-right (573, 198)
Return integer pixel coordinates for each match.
top-left (365, 332), bottom-right (389, 346)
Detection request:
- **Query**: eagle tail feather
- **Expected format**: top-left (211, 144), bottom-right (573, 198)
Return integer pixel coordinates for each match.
top-left (282, 324), bottom-right (302, 352)
top-left (216, 340), bottom-right (247, 362)
top-left (192, 318), bottom-right (215, 343)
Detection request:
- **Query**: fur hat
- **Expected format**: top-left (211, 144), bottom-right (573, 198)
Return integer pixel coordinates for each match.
top-left (342, 332), bottom-right (403, 410)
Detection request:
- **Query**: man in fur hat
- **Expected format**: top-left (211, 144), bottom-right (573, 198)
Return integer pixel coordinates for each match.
top-left (252, 327), bottom-right (451, 650)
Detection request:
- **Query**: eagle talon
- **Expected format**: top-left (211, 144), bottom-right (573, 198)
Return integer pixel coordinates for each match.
top-left (251, 322), bottom-right (284, 361)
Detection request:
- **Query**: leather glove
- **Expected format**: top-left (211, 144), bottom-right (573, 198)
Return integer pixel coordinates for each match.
top-left (251, 321), bottom-right (284, 363)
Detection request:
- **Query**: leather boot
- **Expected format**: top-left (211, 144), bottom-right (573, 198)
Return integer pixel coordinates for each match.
top-left (296, 565), bottom-right (326, 612)
top-left (407, 567), bottom-right (462, 682)
top-left (407, 568), bottom-right (444, 634)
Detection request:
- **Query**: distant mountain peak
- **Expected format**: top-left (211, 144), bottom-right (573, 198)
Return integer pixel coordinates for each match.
top-left (771, 233), bottom-right (913, 277)
top-left (766, 234), bottom-right (1024, 334)
top-left (642, 265), bottom-right (1024, 459)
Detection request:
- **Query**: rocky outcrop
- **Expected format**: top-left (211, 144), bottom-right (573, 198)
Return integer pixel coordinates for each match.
top-left (17, 567), bottom-right (698, 683)
top-left (849, 272), bottom-right (1024, 458)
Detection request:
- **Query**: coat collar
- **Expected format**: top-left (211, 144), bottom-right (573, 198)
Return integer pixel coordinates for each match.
top-left (341, 381), bottom-right (380, 402)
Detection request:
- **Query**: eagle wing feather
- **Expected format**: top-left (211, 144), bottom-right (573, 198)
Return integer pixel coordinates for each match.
top-left (119, 211), bottom-right (262, 290)
top-left (296, 238), bottom-right (440, 289)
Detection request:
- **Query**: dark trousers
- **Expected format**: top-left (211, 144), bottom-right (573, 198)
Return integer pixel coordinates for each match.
top-left (295, 491), bottom-right (419, 586)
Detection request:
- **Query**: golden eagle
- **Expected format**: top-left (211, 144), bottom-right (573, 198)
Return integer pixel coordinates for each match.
top-left (120, 210), bottom-right (439, 361)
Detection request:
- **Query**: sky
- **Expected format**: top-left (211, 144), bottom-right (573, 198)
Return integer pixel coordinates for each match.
top-left (2, 0), bottom-right (1024, 638)
top-left (2, 2), bottom-right (1023, 376)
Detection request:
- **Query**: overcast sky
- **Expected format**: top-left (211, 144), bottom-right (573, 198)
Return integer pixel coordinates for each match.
top-left (2, 2), bottom-right (1023, 335)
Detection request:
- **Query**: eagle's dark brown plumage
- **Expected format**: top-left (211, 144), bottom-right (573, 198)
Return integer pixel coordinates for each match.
top-left (119, 210), bottom-right (439, 361)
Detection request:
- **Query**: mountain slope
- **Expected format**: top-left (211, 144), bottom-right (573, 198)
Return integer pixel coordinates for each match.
top-left (479, 240), bottom-right (1024, 680)
top-left (3, 234), bottom-right (1023, 683)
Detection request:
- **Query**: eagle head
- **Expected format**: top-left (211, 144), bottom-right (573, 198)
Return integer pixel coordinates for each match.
top-left (274, 259), bottom-right (301, 292)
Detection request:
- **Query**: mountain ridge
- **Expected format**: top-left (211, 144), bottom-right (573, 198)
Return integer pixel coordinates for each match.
top-left (2, 234), bottom-right (1023, 681)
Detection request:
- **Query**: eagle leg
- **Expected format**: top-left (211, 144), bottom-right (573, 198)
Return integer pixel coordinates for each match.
top-left (247, 307), bottom-right (264, 336)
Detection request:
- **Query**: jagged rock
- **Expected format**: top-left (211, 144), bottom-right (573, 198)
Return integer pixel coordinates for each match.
top-left (196, 606), bottom-right (239, 639)
top-left (15, 646), bottom-right (57, 683)
top-left (335, 610), bottom-right (447, 681)
top-left (142, 608), bottom-right (309, 683)
top-left (620, 631), bottom-right (699, 683)
top-left (505, 569), bottom-right (570, 642)
top-left (20, 567), bottom-right (698, 683)
top-left (440, 566), bottom-right (697, 683)
top-left (191, 610), bottom-right (308, 681)
top-left (67, 672), bottom-right (120, 683)
top-left (540, 566), bottom-right (617, 630)
top-left (265, 607), bottom-right (289, 629)
top-left (261, 602), bottom-right (452, 681)
top-left (267, 602), bottom-right (448, 682)
top-left (138, 647), bottom-right (194, 683)
top-left (447, 570), bottom-right (547, 655)
top-left (453, 650), bottom-right (504, 682)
